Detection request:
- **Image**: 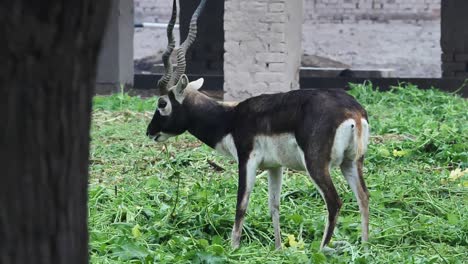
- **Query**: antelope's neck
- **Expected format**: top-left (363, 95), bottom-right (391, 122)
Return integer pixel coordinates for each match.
top-left (184, 93), bottom-right (235, 149)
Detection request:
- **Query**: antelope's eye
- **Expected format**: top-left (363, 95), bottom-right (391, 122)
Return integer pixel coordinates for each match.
top-left (158, 99), bottom-right (167, 109)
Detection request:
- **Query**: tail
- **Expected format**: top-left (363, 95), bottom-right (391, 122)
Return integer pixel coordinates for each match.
top-left (353, 118), bottom-right (369, 160)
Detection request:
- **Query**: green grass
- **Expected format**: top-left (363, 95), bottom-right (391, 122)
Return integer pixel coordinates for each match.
top-left (89, 84), bottom-right (467, 263)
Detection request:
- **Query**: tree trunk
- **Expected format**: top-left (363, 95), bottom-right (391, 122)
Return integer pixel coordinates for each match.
top-left (0, 1), bottom-right (110, 263)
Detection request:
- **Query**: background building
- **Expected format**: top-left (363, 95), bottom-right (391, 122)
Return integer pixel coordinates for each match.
top-left (134, 0), bottom-right (441, 79)
top-left (97, 1), bottom-right (468, 99)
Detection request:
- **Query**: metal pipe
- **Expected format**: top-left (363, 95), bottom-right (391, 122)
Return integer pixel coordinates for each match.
top-left (134, 22), bottom-right (180, 29)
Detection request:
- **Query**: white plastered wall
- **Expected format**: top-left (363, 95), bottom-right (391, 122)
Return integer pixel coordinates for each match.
top-left (223, 0), bottom-right (303, 101)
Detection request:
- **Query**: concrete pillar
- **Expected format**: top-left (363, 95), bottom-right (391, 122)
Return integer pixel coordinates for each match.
top-left (224, 0), bottom-right (303, 100)
top-left (441, 1), bottom-right (468, 78)
top-left (96, 0), bottom-right (134, 93)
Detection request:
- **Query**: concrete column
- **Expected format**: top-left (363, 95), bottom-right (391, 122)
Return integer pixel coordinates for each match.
top-left (441, 1), bottom-right (468, 78)
top-left (224, 0), bottom-right (303, 101)
top-left (96, 0), bottom-right (134, 93)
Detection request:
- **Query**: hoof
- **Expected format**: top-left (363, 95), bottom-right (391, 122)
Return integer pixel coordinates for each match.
top-left (320, 246), bottom-right (336, 256)
top-left (231, 240), bottom-right (240, 250)
top-left (331, 240), bottom-right (348, 249)
top-left (321, 241), bottom-right (349, 255)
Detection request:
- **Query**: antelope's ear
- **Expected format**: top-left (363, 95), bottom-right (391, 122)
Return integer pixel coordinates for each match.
top-left (175, 74), bottom-right (189, 92)
top-left (189, 78), bottom-right (204, 90)
top-left (173, 74), bottom-right (190, 103)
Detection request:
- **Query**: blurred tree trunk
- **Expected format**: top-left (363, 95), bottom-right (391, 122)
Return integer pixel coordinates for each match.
top-left (0, 1), bottom-right (110, 263)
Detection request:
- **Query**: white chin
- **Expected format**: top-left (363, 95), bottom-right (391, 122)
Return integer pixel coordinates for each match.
top-left (155, 133), bottom-right (173, 142)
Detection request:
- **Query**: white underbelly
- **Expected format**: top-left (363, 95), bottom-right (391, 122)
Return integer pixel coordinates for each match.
top-left (254, 134), bottom-right (306, 170)
top-left (215, 133), bottom-right (306, 171)
top-left (213, 119), bottom-right (367, 172)
top-left (215, 134), bottom-right (238, 162)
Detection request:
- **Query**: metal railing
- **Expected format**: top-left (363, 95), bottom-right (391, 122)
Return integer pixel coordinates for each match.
top-left (134, 22), bottom-right (180, 29)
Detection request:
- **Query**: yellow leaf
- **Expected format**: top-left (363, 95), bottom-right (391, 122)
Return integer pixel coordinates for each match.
top-left (377, 147), bottom-right (391, 157)
top-left (286, 234), bottom-right (305, 249)
top-left (289, 240), bottom-right (298, 248)
top-left (132, 224), bottom-right (141, 238)
top-left (286, 234), bottom-right (298, 247)
top-left (296, 239), bottom-right (305, 250)
top-left (393, 149), bottom-right (408, 157)
top-left (449, 168), bottom-right (467, 182)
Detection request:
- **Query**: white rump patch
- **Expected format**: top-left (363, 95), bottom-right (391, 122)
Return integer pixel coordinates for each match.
top-left (360, 119), bottom-right (370, 155)
top-left (330, 119), bottom-right (355, 166)
top-left (330, 118), bottom-right (370, 167)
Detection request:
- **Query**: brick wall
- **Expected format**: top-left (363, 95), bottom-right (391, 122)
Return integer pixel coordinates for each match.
top-left (134, 0), bottom-right (442, 80)
top-left (134, 0), bottom-right (178, 23)
top-left (305, 0), bottom-right (440, 23)
top-left (223, 0), bottom-right (302, 100)
top-left (136, 0), bottom-right (440, 23)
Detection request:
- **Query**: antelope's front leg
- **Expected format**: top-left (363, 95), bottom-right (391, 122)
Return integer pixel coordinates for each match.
top-left (268, 167), bottom-right (283, 250)
top-left (231, 157), bottom-right (258, 249)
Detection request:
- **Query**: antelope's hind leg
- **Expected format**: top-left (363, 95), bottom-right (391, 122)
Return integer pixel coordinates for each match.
top-left (268, 167), bottom-right (283, 250)
top-left (305, 157), bottom-right (342, 249)
top-left (231, 157), bottom-right (258, 249)
top-left (340, 158), bottom-right (369, 243)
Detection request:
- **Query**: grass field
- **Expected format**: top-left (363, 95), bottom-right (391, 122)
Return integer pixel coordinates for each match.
top-left (89, 84), bottom-right (467, 263)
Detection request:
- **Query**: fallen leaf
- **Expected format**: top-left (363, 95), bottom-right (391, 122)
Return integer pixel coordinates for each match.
top-left (132, 224), bottom-right (141, 238)
top-left (393, 149), bottom-right (408, 157)
top-left (287, 234), bottom-right (297, 247)
top-left (449, 168), bottom-right (467, 182)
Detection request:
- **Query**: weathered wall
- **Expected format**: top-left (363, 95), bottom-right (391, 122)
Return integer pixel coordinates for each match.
top-left (305, 0), bottom-right (440, 23)
top-left (303, 21), bottom-right (441, 78)
top-left (136, 0), bottom-right (440, 23)
top-left (135, 0), bottom-right (442, 79)
top-left (223, 0), bottom-right (303, 100)
top-left (97, 0), bottom-right (134, 92)
top-left (134, 0), bottom-right (177, 23)
top-left (286, 1), bottom-right (303, 90)
top-left (301, 0), bottom-right (441, 78)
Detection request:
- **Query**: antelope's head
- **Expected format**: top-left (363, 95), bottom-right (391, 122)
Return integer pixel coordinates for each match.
top-left (147, 74), bottom-right (205, 142)
top-left (146, 0), bottom-right (207, 142)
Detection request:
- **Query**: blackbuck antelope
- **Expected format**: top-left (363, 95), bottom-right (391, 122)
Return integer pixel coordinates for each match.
top-left (147, 0), bottom-right (370, 250)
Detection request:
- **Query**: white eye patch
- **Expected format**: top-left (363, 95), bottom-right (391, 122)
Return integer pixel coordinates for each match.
top-left (158, 95), bottom-right (172, 116)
